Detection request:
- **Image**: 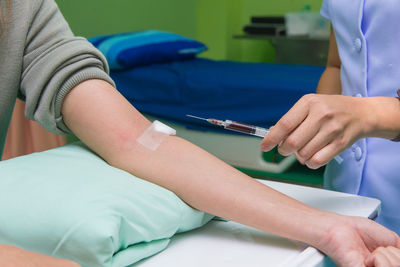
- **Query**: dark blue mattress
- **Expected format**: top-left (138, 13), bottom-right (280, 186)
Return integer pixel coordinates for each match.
top-left (111, 58), bottom-right (324, 130)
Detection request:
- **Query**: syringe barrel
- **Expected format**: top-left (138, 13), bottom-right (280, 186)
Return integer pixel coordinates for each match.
top-left (253, 127), bottom-right (269, 138)
top-left (224, 120), bottom-right (269, 138)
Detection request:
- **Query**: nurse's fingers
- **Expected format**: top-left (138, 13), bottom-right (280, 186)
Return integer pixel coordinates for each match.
top-left (261, 94), bottom-right (312, 151)
top-left (304, 141), bottom-right (346, 169)
top-left (277, 114), bottom-right (321, 157)
top-left (295, 128), bottom-right (334, 164)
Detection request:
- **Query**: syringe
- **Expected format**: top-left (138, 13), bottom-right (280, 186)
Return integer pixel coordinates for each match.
top-left (187, 115), bottom-right (345, 165)
top-left (186, 115), bottom-right (269, 138)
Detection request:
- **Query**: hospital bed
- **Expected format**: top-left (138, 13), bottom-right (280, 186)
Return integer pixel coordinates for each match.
top-left (132, 179), bottom-right (380, 267)
top-left (111, 58), bottom-right (325, 175)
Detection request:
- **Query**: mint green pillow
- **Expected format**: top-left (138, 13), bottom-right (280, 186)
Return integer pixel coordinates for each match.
top-left (0, 142), bottom-right (213, 267)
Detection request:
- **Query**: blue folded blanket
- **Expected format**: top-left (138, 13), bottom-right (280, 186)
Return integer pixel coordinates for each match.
top-left (111, 59), bottom-right (325, 131)
top-left (89, 30), bottom-right (207, 70)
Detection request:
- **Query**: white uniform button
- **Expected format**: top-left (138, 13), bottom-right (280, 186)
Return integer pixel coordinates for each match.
top-left (354, 146), bottom-right (363, 161)
top-left (354, 38), bottom-right (362, 52)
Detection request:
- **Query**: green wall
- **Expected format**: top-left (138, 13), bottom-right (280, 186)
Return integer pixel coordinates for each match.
top-left (55, 0), bottom-right (197, 39)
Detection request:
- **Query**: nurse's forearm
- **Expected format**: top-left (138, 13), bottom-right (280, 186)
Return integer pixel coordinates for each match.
top-left (317, 26), bottom-right (342, 95)
top-left (316, 66), bottom-right (341, 95)
top-left (61, 79), bottom-right (337, 246)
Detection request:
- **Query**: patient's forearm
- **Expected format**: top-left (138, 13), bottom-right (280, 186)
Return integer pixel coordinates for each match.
top-left (123, 135), bottom-right (334, 245)
top-left (61, 79), bottom-right (337, 247)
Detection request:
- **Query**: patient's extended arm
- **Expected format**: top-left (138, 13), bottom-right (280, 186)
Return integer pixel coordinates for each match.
top-left (62, 79), bottom-right (400, 267)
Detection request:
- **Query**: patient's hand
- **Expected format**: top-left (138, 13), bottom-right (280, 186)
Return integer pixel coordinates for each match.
top-left (315, 216), bottom-right (400, 267)
top-left (0, 244), bottom-right (81, 267)
top-left (365, 246), bottom-right (400, 267)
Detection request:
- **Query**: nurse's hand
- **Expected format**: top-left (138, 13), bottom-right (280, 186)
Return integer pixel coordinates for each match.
top-left (0, 244), bottom-right (81, 267)
top-left (317, 216), bottom-right (400, 267)
top-left (260, 94), bottom-right (373, 169)
top-left (365, 246), bottom-right (400, 267)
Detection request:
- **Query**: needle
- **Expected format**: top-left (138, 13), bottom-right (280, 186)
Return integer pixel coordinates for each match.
top-left (186, 114), bottom-right (269, 137)
top-left (186, 114), bottom-right (225, 127)
top-left (186, 114), bottom-right (208, 121)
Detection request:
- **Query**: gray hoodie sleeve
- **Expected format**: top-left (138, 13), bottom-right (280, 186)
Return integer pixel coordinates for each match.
top-left (20, 0), bottom-right (115, 134)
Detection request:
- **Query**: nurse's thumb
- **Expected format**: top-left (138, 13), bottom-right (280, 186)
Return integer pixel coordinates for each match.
top-left (260, 126), bottom-right (276, 151)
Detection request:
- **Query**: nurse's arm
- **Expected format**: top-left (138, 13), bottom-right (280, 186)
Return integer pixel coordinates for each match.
top-left (260, 92), bottom-right (400, 168)
top-left (261, 25), bottom-right (400, 168)
top-left (61, 79), bottom-right (400, 266)
top-left (317, 25), bottom-right (342, 95)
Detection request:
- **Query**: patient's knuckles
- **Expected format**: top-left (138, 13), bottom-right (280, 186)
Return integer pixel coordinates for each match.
top-left (371, 247), bottom-right (387, 258)
top-left (375, 247), bottom-right (386, 254)
top-left (387, 245), bottom-right (400, 253)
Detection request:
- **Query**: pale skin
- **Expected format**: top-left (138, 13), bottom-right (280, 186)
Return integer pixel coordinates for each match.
top-left (261, 27), bottom-right (400, 169)
top-left (0, 244), bottom-right (81, 267)
top-left (2, 35), bottom-right (400, 267)
top-left (6, 77), bottom-right (395, 267)
top-left (366, 246), bottom-right (400, 267)
top-left (260, 27), bottom-right (400, 266)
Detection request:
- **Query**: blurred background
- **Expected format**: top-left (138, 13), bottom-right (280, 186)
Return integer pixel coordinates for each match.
top-left (4, 0), bottom-right (327, 186)
top-left (56, 0), bottom-right (324, 62)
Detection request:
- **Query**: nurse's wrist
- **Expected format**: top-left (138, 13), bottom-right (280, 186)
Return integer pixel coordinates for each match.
top-left (363, 97), bottom-right (400, 140)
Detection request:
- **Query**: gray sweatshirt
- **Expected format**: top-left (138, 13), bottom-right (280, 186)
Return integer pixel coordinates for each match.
top-left (0, 0), bottom-right (114, 158)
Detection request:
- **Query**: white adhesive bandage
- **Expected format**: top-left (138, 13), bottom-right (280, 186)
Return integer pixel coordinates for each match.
top-left (137, 120), bottom-right (176, 151)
